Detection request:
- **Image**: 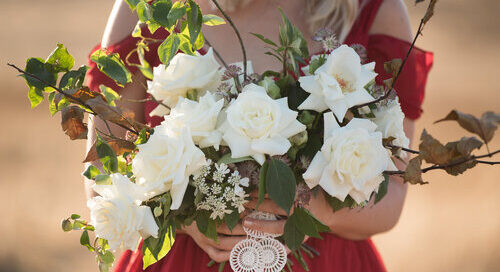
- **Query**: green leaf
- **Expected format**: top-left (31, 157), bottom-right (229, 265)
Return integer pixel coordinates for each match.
top-left (265, 159), bottom-right (296, 214)
top-left (90, 49), bottom-right (132, 87)
top-left (292, 207), bottom-right (321, 238)
top-left (217, 153), bottom-right (253, 165)
top-left (95, 174), bottom-right (112, 185)
top-left (100, 250), bottom-right (115, 264)
top-left (96, 137), bottom-right (118, 174)
top-left (158, 34), bottom-right (180, 65)
top-left (71, 214), bottom-right (81, 220)
top-left (224, 209), bottom-right (240, 232)
top-left (325, 194), bottom-right (359, 212)
top-left (80, 230), bottom-right (93, 251)
top-left (24, 57), bottom-right (57, 92)
top-left (59, 65), bottom-right (89, 90)
top-left (196, 211), bottom-right (218, 241)
top-left (167, 1), bottom-right (187, 29)
top-left (282, 216), bottom-right (305, 251)
top-left (99, 85), bottom-right (120, 106)
top-left (374, 175), bottom-right (389, 204)
top-left (61, 219), bottom-right (73, 232)
top-left (257, 160), bottom-right (269, 207)
top-left (178, 34), bottom-right (195, 55)
top-left (46, 43), bottom-right (75, 73)
top-left (143, 225), bottom-right (175, 269)
top-left (83, 165), bottom-right (101, 180)
top-left (135, 128), bottom-right (150, 145)
top-left (186, 0), bottom-right (203, 47)
top-left (251, 33), bottom-right (278, 47)
top-left (151, 0), bottom-right (173, 27)
top-left (124, 0), bottom-right (141, 10)
top-left (203, 14), bottom-right (225, 26)
top-left (28, 86), bottom-right (44, 108)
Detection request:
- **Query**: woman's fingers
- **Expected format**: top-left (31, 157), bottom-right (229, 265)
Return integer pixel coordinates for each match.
top-left (212, 235), bottom-right (246, 251)
top-left (243, 217), bottom-right (286, 235)
top-left (205, 245), bottom-right (231, 263)
top-left (217, 223), bottom-right (246, 236)
top-left (244, 198), bottom-right (290, 216)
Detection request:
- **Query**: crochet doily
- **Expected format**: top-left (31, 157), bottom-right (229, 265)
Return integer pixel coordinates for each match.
top-left (230, 211), bottom-right (287, 272)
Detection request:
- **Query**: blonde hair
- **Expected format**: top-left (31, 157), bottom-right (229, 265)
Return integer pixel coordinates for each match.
top-left (212, 0), bottom-right (361, 42)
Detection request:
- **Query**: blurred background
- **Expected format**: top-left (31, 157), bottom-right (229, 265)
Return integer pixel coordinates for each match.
top-left (0, 0), bottom-right (499, 271)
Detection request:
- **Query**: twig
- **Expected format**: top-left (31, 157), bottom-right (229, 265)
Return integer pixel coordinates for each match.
top-left (350, 0), bottom-right (431, 111)
top-left (205, 38), bottom-right (228, 69)
top-left (384, 149), bottom-right (500, 175)
top-left (210, 0), bottom-right (247, 78)
top-left (8, 63), bottom-right (140, 135)
top-left (385, 144), bottom-right (420, 155)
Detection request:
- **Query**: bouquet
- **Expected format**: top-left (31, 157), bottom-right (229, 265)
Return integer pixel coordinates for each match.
top-left (8, 0), bottom-right (499, 271)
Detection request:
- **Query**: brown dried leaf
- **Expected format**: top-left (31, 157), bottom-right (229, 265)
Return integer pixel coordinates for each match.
top-left (423, 0), bottom-right (438, 24)
top-left (83, 142), bottom-right (98, 163)
top-left (107, 139), bottom-right (136, 156)
top-left (419, 129), bottom-right (453, 165)
top-left (61, 106), bottom-right (88, 140)
top-left (403, 156), bottom-right (427, 185)
top-left (442, 137), bottom-right (482, 176)
top-left (435, 110), bottom-right (499, 144)
top-left (66, 86), bottom-right (105, 104)
top-left (384, 59), bottom-right (402, 78)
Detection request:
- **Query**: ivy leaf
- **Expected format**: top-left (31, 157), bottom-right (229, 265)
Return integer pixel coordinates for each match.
top-left (265, 159), bottom-right (296, 214)
top-left (24, 57), bottom-right (57, 93)
top-left (186, 0), bottom-right (203, 47)
top-left (402, 156), bottom-right (427, 185)
top-left (46, 43), bottom-right (75, 73)
top-left (419, 129), bottom-right (453, 165)
top-left (435, 110), bottom-right (499, 144)
top-left (150, 0), bottom-right (173, 28)
top-left (257, 160), bottom-right (269, 207)
top-left (124, 0), bottom-right (140, 10)
top-left (374, 174), bottom-right (389, 204)
top-left (217, 153), bottom-right (253, 165)
top-left (61, 106), bottom-right (88, 140)
top-left (90, 49), bottom-right (132, 87)
top-left (167, 2), bottom-right (187, 28)
top-left (202, 14), bottom-right (226, 26)
top-left (158, 34), bottom-right (180, 65)
top-left (59, 65), bottom-right (88, 90)
top-left (99, 85), bottom-right (120, 106)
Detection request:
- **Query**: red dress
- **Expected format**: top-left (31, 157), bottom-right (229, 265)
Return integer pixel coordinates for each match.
top-left (86, 1), bottom-right (433, 271)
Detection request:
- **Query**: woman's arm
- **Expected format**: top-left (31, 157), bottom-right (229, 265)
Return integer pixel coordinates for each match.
top-left (101, 0), bottom-right (139, 48)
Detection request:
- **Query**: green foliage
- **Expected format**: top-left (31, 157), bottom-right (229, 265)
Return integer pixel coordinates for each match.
top-left (217, 153), bottom-right (253, 165)
top-left (168, 1), bottom-right (187, 25)
top-left (251, 33), bottom-right (278, 47)
top-left (142, 224), bottom-right (175, 269)
top-left (80, 230), bottom-right (93, 252)
top-left (28, 86), bottom-right (44, 108)
top-left (83, 165), bottom-right (101, 180)
top-left (266, 158), bottom-right (296, 214)
top-left (325, 194), bottom-right (361, 212)
top-left (374, 175), bottom-right (389, 204)
top-left (96, 136), bottom-right (118, 174)
top-left (196, 211), bottom-right (218, 241)
top-left (224, 209), bottom-right (240, 232)
top-left (186, 0), bottom-right (203, 47)
top-left (90, 49), bottom-right (132, 87)
top-left (282, 207), bottom-right (328, 251)
top-left (150, 0), bottom-right (173, 28)
top-left (135, 128), bottom-right (150, 145)
top-left (202, 14), bottom-right (225, 26)
top-left (308, 55), bottom-right (326, 75)
top-left (278, 9), bottom-right (309, 75)
top-left (124, 0), bottom-right (141, 10)
top-left (258, 160), bottom-right (269, 207)
top-left (24, 57), bottom-right (57, 93)
top-left (99, 85), bottom-right (120, 106)
top-left (46, 43), bottom-right (75, 73)
top-left (59, 65), bottom-right (88, 90)
top-left (158, 34), bottom-right (180, 65)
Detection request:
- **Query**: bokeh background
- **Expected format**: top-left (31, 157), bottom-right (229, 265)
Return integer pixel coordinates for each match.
top-left (1, 0), bottom-right (499, 271)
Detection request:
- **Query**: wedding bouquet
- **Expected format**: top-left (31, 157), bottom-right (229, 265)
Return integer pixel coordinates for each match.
top-left (9, 0), bottom-right (499, 271)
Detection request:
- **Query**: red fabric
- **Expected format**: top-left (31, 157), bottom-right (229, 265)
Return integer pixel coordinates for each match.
top-left (85, 0), bottom-right (433, 271)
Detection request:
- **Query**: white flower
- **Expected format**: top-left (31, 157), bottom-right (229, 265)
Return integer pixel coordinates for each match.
top-left (372, 99), bottom-right (410, 158)
top-left (132, 127), bottom-right (206, 209)
top-left (162, 92), bottom-right (224, 149)
top-left (147, 48), bottom-right (221, 116)
top-left (303, 114), bottom-right (396, 203)
top-left (222, 84), bottom-right (306, 164)
top-left (298, 45), bottom-right (377, 121)
top-left (88, 174), bottom-right (158, 251)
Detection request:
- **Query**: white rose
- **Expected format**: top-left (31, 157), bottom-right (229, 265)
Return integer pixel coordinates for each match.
top-left (147, 48), bottom-right (221, 117)
top-left (222, 83), bottom-right (306, 164)
top-left (88, 174), bottom-right (158, 251)
top-left (298, 45), bottom-right (377, 121)
top-left (303, 114), bottom-right (396, 203)
top-left (372, 99), bottom-right (410, 158)
top-left (132, 127), bottom-right (206, 209)
top-left (163, 92), bottom-right (224, 149)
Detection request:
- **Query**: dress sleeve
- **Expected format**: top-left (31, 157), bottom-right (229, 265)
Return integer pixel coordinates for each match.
top-left (367, 34), bottom-right (434, 120)
top-left (85, 26), bottom-right (169, 93)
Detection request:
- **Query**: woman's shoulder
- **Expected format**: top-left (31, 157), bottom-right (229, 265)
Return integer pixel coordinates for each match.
top-left (369, 0), bottom-right (413, 42)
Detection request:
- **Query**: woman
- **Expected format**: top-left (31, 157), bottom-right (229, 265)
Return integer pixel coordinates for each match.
top-left (85, 0), bottom-right (433, 271)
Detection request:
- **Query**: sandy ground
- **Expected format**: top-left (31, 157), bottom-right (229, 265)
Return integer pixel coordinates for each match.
top-left (0, 0), bottom-right (499, 271)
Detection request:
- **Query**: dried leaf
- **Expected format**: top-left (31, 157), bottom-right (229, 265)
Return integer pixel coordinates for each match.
top-left (443, 137), bottom-right (482, 176)
top-left (107, 139), bottom-right (136, 156)
top-left (403, 156), bottom-right (427, 185)
top-left (423, 0), bottom-right (438, 24)
top-left (61, 106), bottom-right (88, 140)
top-left (435, 110), bottom-right (499, 144)
top-left (419, 129), bottom-right (453, 165)
top-left (83, 142), bottom-right (98, 163)
top-left (66, 86), bottom-right (105, 104)
top-left (384, 59), bottom-right (402, 78)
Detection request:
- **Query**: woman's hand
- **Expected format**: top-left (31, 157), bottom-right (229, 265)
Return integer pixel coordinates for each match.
top-left (182, 222), bottom-right (247, 263)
